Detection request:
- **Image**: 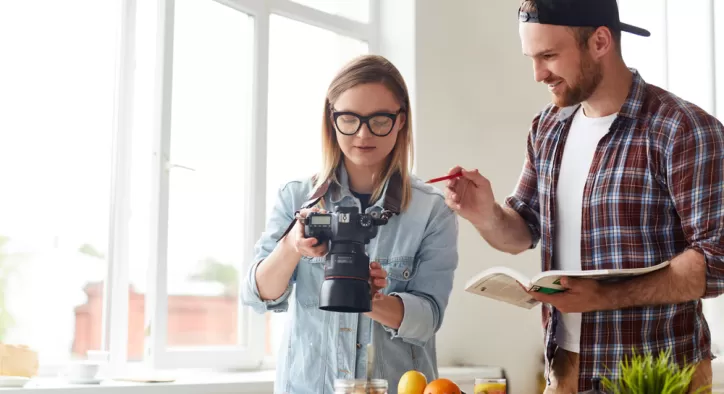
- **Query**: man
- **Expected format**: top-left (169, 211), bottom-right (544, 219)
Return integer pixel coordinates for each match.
top-left (445, 0), bottom-right (724, 392)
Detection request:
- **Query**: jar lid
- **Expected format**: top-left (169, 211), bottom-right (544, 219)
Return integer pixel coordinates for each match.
top-left (334, 378), bottom-right (388, 389)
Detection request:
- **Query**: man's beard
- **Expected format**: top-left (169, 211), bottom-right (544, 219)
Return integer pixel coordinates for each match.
top-left (551, 53), bottom-right (603, 107)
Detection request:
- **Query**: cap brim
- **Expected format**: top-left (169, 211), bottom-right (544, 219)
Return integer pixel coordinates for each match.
top-left (620, 23), bottom-right (651, 37)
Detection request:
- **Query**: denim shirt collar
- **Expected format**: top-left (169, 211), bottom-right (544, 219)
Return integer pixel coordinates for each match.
top-left (306, 161), bottom-right (402, 214)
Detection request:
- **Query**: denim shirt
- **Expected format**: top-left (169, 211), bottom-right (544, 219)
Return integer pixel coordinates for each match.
top-left (241, 166), bottom-right (459, 394)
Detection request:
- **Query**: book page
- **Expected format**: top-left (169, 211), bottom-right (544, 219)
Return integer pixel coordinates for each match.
top-left (464, 273), bottom-right (540, 309)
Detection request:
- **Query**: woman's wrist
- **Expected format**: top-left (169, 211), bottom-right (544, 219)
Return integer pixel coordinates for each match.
top-left (279, 234), bottom-right (302, 261)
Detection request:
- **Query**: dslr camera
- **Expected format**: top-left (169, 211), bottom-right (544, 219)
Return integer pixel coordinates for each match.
top-left (303, 206), bottom-right (390, 313)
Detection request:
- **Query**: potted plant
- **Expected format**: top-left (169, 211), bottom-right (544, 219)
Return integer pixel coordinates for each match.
top-left (595, 348), bottom-right (710, 394)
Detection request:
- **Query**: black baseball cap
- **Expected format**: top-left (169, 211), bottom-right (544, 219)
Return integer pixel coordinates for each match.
top-left (518, 0), bottom-right (650, 37)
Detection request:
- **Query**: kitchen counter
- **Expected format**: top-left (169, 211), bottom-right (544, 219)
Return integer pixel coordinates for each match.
top-left (0, 366), bottom-right (503, 393)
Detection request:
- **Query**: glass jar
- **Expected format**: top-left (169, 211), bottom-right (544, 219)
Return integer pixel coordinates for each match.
top-left (474, 377), bottom-right (506, 394)
top-left (334, 378), bottom-right (388, 394)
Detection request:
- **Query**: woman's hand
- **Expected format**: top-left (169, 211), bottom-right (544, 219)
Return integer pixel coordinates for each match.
top-left (285, 207), bottom-right (329, 258)
top-left (369, 261), bottom-right (388, 301)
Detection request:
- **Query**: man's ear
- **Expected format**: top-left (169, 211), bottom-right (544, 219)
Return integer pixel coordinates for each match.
top-left (591, 26), bottom-right (614, 59)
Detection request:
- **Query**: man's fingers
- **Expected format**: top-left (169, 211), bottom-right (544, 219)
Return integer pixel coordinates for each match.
top-left (448, 166), bottom-right (463, 176)
top-left (461, 169), bottom-right (487, 187)
top-left (559, 276), bottom-right (573, 288)
top-left (529, 291), bottom-right (550, 303)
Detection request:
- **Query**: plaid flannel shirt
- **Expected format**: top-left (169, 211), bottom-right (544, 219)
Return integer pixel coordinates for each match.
top-left (504, 69), bottom-right (724, 391)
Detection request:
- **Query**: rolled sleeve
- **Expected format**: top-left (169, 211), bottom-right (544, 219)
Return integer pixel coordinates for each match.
top-left (241, 259), bottom-right (294, 314)
top-left (383, 292), bottom-right (434, 347)
top-left (665, 114), bottom-right (724, 298)
top-left (503, 122), bottom-right (541, 249)
top-left (382, 201), bottom-right (459, 346)
top-left (240, 182), bottom-right (299, 313)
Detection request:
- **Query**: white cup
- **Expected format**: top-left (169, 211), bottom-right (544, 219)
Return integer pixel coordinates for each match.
top-left (67, 361), bottom-right (100, 380)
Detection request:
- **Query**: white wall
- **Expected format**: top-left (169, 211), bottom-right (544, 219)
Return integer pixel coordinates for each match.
top-left (382, 1), bottom-right (552, 393)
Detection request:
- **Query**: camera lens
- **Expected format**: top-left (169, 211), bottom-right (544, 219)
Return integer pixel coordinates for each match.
top-left (318, 242), bottom-right (371, 313)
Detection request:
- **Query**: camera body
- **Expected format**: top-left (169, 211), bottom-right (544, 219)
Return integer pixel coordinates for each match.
top-left (303, 205), bottom-right (389, 313)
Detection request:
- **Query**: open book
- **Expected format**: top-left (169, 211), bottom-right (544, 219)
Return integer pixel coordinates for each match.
top-left (464, 261), bottom-right (671, 309)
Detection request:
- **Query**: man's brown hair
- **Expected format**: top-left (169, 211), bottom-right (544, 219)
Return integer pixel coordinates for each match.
top-left (519, 0), bottom-right (622, 55)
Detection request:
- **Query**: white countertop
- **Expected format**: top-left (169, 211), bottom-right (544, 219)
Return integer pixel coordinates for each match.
top-left (0, 366), bottom-right (503, 394)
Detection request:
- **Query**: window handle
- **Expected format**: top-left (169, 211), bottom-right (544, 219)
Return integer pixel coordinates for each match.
top-left (166, 162), bottom-right (196, 172)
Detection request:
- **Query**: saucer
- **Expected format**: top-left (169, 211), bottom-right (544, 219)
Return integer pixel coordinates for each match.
top-left (66, 376), bottom-right (103, 385)
top-left (0, 376), bottom-right (30, 387)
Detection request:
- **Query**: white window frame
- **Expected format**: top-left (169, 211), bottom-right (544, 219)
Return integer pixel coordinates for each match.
top-left (97, 0), bottom-right (382, 372)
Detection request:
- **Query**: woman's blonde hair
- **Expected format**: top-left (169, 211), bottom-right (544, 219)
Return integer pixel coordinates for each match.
top-left (315, 54), bottom-right (414, 211)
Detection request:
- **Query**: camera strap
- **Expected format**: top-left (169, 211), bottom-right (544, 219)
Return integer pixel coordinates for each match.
top-left (276, 171), bottom-right (402, 243)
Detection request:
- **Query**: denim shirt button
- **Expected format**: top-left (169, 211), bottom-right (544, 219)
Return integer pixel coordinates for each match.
top-left (402, 269), bottom-right (410, 279)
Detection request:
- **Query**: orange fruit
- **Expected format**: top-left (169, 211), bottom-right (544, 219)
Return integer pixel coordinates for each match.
top-left (423, 378), bottom-right (462, 394)
top-left (398, 370), bottom-right (428, 394)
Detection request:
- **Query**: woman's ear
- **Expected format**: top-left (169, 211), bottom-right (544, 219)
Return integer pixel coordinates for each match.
top-left (397, 113), bottom-right (407, 132)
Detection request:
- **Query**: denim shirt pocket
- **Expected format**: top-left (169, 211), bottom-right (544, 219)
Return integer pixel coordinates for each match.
top-left (378, 256), bottom-right (417, 293)
top-left (295, 256), bottom-right (327, 308)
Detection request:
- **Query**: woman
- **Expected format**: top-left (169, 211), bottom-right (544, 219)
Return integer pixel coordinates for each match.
top-left (241, 54), bottom-right (458, 394)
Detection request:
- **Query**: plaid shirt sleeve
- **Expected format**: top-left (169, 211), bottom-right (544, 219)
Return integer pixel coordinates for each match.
top-left (504, 114), bottom-right (542, 249)
top-left (665, 110), bottom-right (724, 298)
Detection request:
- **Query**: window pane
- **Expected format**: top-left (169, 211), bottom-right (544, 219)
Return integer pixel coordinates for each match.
top-left (292, 0), bottom-right (370, 23)
top-left (666, 0), bottom-right (714, 113)
top-left (265, 15), bottom-right (368, 357)
top-left (619, 0), bottom-right (668, 88)
top-left (165, 0), bottom-right (254, 347)
top-left (0, 0), bottom-right (120, 369)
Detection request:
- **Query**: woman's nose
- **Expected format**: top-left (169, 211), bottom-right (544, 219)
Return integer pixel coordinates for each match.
top-left (357, 122), bottom-right (374, 137)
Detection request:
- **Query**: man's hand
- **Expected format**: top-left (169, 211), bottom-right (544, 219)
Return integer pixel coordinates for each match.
top-left (369, 262), bottom-right (387, 301)
top-left (444, 166), bottom-right (496, 227)
top-left (528, 277), bottom-right (612, 313)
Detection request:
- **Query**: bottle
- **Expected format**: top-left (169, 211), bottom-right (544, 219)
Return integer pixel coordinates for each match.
top-left (334, 378), bottom-right (388, 394)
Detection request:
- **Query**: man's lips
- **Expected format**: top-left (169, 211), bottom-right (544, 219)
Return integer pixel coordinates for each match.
top-left (546, 80), bottom-right (563, 91)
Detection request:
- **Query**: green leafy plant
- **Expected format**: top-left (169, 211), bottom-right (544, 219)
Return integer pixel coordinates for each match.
top-left (77, 243), bottom-right (105, 260)
top-left (600, 348), bottom-right (709, 394)
top-left (188, 257), bottom-right (238, 297)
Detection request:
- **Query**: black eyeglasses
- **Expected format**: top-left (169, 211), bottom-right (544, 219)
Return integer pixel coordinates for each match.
top-left (332, 108), bottom-right (403, 137)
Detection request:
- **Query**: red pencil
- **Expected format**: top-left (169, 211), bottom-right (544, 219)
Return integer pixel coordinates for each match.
top-left (425, 172), bottom-right (463, 184)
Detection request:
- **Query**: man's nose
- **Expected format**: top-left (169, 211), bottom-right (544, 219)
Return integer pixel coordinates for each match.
top-left (533, 60), bottom-right (550, 83)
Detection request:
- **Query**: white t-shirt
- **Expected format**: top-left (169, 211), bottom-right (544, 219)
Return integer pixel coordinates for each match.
top-left (554, 107), bottom-right (617, 353)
